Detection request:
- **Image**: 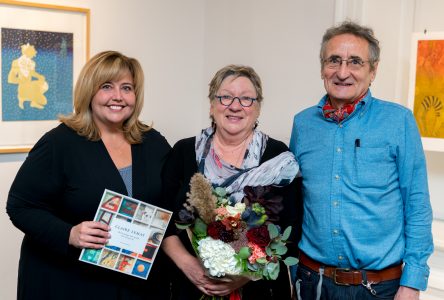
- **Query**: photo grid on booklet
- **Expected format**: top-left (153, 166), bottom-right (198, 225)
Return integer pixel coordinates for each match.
top-left (79, 189), bottom-right (172, 279)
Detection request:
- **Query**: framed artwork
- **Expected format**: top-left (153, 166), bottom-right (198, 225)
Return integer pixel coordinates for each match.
top-left (0, 0), bottom-right (89, 153)
top-left (408, 32), bottom-right (444, 152)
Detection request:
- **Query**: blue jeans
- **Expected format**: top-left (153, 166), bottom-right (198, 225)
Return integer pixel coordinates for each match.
top-left (294, 264), bottom-right (400, 300)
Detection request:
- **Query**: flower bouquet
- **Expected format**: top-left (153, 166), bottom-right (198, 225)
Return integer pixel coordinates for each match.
top-left (176, 173), bottom-right (298, 299)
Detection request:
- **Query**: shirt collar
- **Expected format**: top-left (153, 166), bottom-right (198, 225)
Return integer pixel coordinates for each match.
top-left (317, 89), bottom-right (373, 120)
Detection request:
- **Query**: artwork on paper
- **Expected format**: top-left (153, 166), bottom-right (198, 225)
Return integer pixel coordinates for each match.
top-left (413, 39), bottom-right (444, 138)
top-left (1, 27), bottom-right (73, 121)
top-left (116, 254), bottom-right (136, 274)
top-left (100, 192), bottom-right (122, 212)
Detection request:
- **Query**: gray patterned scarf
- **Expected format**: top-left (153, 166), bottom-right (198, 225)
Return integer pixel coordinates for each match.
top-left (195, 127), bottom-right (299, 202)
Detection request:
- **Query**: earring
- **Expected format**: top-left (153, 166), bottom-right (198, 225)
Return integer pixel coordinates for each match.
top-left (254, 120), bottom-right (259, 129)
top-left (210, 115), bottom-right (216, 130)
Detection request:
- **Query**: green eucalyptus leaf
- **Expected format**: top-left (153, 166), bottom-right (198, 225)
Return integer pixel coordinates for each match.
top-left (284, 256), bottom-right (299, 266)
top-left (238, 247), bottom-right (251, 259)
top-left (275, 244), bottom-right (288, 255)
top-left (282, 226), bottom-right (292, 241)
top-left (248, 263), bottom-right (259, 271)
top-left (269, 241), bottom-right (280, 250)
top-left (256, 257), bottom-right (267, 264)
top-left (265, 246), bottom-right (273, 256)
top-left (175, 223), bottom-right (191, 230)
top-left (266, 262), bottom-right (280, 280)
top-left (214, 187), bottom-right (227, 197)
top-left (268, 223), bottom-right (279, 239)
top-left (262, 265), bottom-right (270, 279)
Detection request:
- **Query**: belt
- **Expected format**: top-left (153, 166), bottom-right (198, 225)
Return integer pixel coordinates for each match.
top-left (299, 252), bottom-right (402, 285)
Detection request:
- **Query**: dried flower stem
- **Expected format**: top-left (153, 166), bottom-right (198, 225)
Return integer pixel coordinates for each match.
top-left (186, 173), bottom-right (217, 224)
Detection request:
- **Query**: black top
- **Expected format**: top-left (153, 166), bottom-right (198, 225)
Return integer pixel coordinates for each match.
top-left (7, 123), bottom-right (172, 300)
top-left (162, 136), bottom-right (302, 300)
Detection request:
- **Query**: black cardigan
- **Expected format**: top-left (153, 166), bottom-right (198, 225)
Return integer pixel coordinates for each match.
top-left (7, 123), bottom-right (171, 300)
top-left (162, 136), bottom-right (302, 300)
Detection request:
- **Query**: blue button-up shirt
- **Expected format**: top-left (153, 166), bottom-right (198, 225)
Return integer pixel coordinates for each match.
top-left (289, 91), bottom-right (433, 290)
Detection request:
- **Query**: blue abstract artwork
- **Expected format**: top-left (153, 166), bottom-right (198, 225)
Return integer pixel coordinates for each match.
top-left (1, 28), bottom-right (73, 121)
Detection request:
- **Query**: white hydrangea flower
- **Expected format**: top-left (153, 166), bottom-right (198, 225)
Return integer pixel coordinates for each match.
top-left (197, 237), bottom-right (241, 277)
top-left (226, 202), bottom-right (246, 216)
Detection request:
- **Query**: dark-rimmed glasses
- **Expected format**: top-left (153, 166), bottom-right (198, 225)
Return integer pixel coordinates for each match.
top-left (323, 55), bottom-right (369, 70)
top-left (215, 95), bottom-right (257, 107)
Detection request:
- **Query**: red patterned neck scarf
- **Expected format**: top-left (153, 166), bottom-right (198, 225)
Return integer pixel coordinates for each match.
top-left (322, 93), bottom-right (366, 123)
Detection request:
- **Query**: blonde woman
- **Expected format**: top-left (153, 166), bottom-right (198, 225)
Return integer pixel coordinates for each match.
top-left (7, 51), bottom-right (171, 300)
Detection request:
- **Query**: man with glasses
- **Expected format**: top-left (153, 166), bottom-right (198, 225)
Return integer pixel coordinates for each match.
top-left (289, 21), bottom-right (433, 300)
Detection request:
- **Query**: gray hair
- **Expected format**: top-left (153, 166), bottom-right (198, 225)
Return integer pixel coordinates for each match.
top-left (320, 21), bottom-right (380, 71)
top-left (208, 64), bottom-right (263, 103)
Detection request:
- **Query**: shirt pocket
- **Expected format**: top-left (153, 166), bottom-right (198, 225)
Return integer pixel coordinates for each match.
top-left (353, 146), bottom-right (395, 189)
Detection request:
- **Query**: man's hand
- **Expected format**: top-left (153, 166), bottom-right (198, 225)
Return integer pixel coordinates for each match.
top-left (394, 286), bottom-right (419, 300)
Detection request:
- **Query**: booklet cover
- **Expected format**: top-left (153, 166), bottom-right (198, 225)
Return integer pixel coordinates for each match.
top-left (79, 189), bottom-right (172, 279)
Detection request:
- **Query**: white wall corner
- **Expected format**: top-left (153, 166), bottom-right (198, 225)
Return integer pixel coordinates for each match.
top-left (394, 0), bottom-right (416, 103)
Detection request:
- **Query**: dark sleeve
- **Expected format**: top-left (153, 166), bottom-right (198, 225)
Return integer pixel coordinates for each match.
top-left (6, 131), bottom-right (73, 257)
top-left (261, 138), bottom-right (303, 257)
top-left (161, 137), bottom-right (197, 237)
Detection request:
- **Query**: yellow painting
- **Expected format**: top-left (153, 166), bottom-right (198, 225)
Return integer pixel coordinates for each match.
top-left (7, 43), bottom-right (48, 109)
top-left (413, 40), bottom-right (444, 138)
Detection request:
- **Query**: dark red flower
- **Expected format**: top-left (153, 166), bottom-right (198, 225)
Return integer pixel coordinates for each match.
top-left (207, 221), bottom-right (235, 242)
top-left (246, 225), bottom-right (270, 248)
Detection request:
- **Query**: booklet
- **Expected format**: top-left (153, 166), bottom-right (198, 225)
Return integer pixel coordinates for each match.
top-left (79, 189), bottom-right (172, 279)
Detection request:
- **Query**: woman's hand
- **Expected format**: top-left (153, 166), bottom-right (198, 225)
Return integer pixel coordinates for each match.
top-left (177, 256), bottom-right (250, 296)
top-left (180, 255), bottom-right (215, 295)
top-left (69, 221), bottom-right (110, 249)
top-left (204, 276), bottom-right (250, 296)
top-left (162, 236), bottom-right (214, 294)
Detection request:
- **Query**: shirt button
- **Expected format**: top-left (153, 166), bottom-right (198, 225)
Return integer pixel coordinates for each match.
top-left (336, 147), bottom-right (342, 153)
top-left (335, 174), bottom-right (340, 180)
top-left (339, 124), bottom-right (343, 128)
top-left (338, 255), bottom-right (343, 260)
top-left (333, 201), bottom-right (339, 207)
top-left (333, 229), bottom-right (339, 235)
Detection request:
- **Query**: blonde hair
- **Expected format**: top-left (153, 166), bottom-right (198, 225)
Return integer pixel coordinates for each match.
top-left (59, 51), bottom-right (150, 143)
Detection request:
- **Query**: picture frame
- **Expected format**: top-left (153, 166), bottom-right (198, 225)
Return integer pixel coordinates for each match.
top-left (0, 0), bottom-right (90, 153)
top-left (408, 32), bottom-right (444, 152)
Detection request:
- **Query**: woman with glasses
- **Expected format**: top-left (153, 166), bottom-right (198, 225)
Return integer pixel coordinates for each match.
top-left (161, 64), bottom-right (302, 299)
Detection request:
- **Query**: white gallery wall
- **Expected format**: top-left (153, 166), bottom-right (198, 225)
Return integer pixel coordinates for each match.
top-left (1, 0), bottom-right (443, 299)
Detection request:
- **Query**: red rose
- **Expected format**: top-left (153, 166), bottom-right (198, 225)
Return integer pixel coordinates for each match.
top-left (246, 225), bottom-right (270, 248)
top-left (207, 221), bottom-right (222, 239)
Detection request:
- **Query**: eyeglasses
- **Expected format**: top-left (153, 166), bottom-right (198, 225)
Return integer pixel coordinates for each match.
top-left (323, 55), bottom-right (369, 70)
top-left (215, 95), bottom-right (257, 107)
